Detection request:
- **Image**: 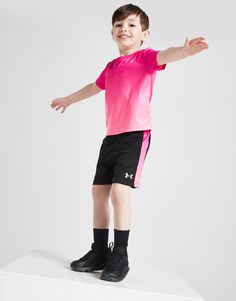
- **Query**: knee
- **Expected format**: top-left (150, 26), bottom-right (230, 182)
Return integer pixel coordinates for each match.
top-left (110, 184), bottom-right (130, 206)
top-left (92, 185), bottom-right (111, 202)
top-left (92, 185), bottom-right (103, 201)
top-left (110, 190), bottom-right (119, 206)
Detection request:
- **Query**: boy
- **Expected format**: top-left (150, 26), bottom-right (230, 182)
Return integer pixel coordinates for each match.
top-left (50, 4), bottom-right (208, 282)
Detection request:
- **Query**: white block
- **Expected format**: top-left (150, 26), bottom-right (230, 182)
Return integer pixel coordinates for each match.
top-left (0, 250), bottom-right (205, 301)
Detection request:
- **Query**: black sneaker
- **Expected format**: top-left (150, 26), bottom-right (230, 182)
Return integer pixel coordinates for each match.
top-left (70, 242), bottom-right (113, 272)
top-left (100, 246), bottom-right (130, 282)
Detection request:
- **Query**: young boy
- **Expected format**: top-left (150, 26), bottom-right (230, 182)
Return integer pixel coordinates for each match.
top-left (50, 4), bottom-right (208, 282)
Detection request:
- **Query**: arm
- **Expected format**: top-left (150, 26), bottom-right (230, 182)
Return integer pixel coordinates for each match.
top-left (51, 82), bottom-right (102, 113)
top-left (157, 37), bottom-right (209, 65)
top-left (65, 82), bottom-right (102, 104)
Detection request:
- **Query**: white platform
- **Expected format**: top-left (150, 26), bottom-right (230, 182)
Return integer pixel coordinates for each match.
top-left (0, 250), bottom-right (205, 301)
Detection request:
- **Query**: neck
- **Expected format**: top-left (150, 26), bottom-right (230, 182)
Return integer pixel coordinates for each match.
top-left (119, 46), bottom-right (141, 56)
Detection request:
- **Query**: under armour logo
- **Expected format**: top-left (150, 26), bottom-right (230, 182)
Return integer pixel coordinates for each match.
top-left (125, 173), bottom-right (133, 179)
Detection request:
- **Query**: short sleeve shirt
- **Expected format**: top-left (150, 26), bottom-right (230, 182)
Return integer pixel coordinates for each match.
top-left (95, 47), bottom-right (166, 135)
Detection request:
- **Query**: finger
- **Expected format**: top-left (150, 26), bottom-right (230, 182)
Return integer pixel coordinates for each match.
top-left (195, 45), bottom-right (208, 52)
top-left (52, 102), bottom-right (58, 108)
top-left (197, 42), bottom-right (208, 48)
top-left (191, 37), bottom-right (205, 43)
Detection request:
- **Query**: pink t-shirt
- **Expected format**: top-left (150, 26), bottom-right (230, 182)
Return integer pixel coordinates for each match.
top-left (95, 47), bottom-right (166, 135)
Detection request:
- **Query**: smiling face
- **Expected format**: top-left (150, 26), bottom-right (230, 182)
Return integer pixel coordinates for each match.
top-left (111, 14), bottom-right (150, 55)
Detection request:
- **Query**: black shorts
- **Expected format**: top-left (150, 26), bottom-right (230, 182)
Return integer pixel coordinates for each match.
top-left (92, 130), bottom-right (151, 188)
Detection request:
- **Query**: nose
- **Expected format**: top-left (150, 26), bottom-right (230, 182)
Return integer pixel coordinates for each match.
top-left (120, 24), bottom-right (128, 32)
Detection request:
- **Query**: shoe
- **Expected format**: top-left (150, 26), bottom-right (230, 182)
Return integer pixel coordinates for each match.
top-left (70, 242), bottom-right (113, 272)
top-left (100, 245), bottom-right (130, 282)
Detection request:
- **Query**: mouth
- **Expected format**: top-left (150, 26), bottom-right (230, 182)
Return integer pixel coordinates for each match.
top-left (118, 34), bottom-right (131, 39)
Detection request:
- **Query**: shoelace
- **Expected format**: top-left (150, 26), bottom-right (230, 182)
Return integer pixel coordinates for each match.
top-left (108, 242), bottom-right (114, 249)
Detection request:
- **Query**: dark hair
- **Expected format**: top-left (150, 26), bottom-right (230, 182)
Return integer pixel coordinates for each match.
top-left (112, 3), bottom-right (149, 32)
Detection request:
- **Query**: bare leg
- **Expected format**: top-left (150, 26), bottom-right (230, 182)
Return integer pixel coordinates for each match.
top-left (110, 183), bottom-right (131, 230)
top-left (92, 184), bottom-right (111, 229)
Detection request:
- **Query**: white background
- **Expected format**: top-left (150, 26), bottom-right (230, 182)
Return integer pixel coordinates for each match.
top-left (0, 0), bottom-right (235, 300)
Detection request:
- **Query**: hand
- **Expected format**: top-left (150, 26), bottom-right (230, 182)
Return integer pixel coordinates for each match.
top-left (183, 37), bottom-right (209, 56)
top-left (50, 97), bottom-right (71, 114)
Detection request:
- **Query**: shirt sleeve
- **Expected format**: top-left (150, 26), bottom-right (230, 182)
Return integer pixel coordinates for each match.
top-left (95, 62), bottom-right (110, 90)
top-left (141, 48), bottom-right (167, 72)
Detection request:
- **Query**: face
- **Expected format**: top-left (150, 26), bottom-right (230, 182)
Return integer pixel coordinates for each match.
top-left (111, 14), bottom-right (150, 52)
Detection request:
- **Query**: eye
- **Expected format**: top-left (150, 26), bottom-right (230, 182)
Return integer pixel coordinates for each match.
top-left (115, 24), bottom-right (121, 27)
top-left (130, 24), bottom-right (136, 27)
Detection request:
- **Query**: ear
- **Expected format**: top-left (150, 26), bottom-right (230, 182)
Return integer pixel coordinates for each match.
top-left (142, 30), bottom-right (150, 40)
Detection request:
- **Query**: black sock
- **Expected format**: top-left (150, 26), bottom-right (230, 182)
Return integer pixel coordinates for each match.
top-left (114, 229), bottom-right (130, 248)
top-left (93, 228), bottom-right (109, 250)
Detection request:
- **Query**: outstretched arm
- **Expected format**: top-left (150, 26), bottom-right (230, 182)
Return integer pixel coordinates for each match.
top-left (50, 82), bottom-right (102, 114)
top-left (157, 37), bottom-right (209, 65)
